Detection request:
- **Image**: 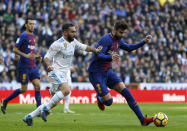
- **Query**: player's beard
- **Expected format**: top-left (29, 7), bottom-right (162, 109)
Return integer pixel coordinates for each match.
top-left (27, 27), bottom-right (34, 33)
top-left (114, 34), bottom-right (121, 40)
top-left (28, 29), bottom-right (33, 33)
top-left (67, 35), bottom-right (74, 42)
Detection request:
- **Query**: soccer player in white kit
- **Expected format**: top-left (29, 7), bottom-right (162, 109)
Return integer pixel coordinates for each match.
top-left (23, 23), bottom-right (102, 126)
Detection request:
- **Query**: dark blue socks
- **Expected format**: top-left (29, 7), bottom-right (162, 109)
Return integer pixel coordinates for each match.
top-left (35, 91), bottom-right (41, 107)
top-left (4, 89), bottom-right (41, 107)
top-left (97, 95), bottom-right (113, 106)
top-left (4, 89), bottom-right (21, 103)
top-left (121, 88), bottom-right (144, 123)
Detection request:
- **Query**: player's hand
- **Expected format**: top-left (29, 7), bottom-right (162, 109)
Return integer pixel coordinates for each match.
top-left (112, 53), bottom-right (120, 62)
top-left (96, 46), bottom-right (103, 54)
top-left (47, 66), bottom-right (54, 72)
top-left (35, 55), bottom-right (42, 62)
top-left (70, 66), bottom-right (77, 72)
top-left (144, 35), bottom-right (152, 43)
top-left (0, 55), bottom-right (4, 64)
top-left (26, 53), bottom-right (35, 59)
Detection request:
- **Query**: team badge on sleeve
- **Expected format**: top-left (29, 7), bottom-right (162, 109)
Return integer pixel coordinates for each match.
top-left (16, 38), bottom-right (20, 43)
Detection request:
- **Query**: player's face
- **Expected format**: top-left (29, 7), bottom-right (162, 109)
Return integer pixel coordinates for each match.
top-left (67, 26), bottom-right (76, 42)
top-left (26, 20), bottom-right (35, 33)
top-left (114, 29), bottom-right (127, 40)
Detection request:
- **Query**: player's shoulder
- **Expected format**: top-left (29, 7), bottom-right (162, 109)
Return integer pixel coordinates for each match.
top-left (100, 33), bottom-right (110, 40)
top-left (53, 37), bottom-right (64, 45)
top-left (72, 38), bottom-right (81, 44)
top-left (19, 32), bottom-right (28, 38)
top-left (50, 37), bottom-right (65, 49)
top-left (98, 34), bottom-right (111, 44)
top-left (56, 37), bottom-right (65, 43)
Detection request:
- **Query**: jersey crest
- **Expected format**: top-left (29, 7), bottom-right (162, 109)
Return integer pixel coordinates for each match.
top-left (64, 43), bottom-right (67, 48)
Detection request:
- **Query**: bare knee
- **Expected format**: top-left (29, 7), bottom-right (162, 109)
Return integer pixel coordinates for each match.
top-left (113, 82), bottom-right (126, 93)
top-left (20, 85), bottom-right (28, 93)
top-left (32, 79), bottom-right (41, 91)
top-left (34, 84), bottom-right (40, 91)
top-left (63, 87), bottom-right (71, 96)
top-left (59, 84), bottom-right (71, 96)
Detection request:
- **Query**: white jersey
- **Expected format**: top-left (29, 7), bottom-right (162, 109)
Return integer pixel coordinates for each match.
top-left (44, 37), bottom-right (87, 71)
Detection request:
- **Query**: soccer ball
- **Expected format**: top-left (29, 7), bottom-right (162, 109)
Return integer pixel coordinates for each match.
top-left (153, 112), bottom-right (168, 127)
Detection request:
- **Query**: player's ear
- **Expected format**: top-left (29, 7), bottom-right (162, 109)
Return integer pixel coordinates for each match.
top-left (63, 30), bottom-right (68, 36)
top-left (25, 23), bottom-right (27, 28)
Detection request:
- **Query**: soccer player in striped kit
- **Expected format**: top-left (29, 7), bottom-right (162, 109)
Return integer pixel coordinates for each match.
top-left (1, 17), bottom-right (42, 114)
top-left (88, 20), bottom-right (154, 126)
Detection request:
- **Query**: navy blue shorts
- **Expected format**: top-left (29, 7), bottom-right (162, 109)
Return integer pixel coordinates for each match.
top-left (89, 69), bottom-right (122, 97)
top-left (17, 67), bottom-right (40, 85)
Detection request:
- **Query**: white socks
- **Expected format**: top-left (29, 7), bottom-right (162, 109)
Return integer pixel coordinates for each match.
top-left (29, 105), bottom-right (44, 118)
top-left (64, 93), bottom-right (70, 110)
top-left (46, 91), bottom-right (64, 109)
top-left (28, 91), bottom-right (64, 118)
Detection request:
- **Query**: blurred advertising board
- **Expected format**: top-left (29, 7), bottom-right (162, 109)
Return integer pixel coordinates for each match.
top-left (140, 83), bottom-right (187, 90)
top-left (0, 89), bottom-right (186, 104)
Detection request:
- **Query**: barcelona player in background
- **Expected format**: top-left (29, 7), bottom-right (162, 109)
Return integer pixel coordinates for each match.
top-left (1, 17), bottom-right (42, 114)
top-left (88, 20), bottom-right (154, 126)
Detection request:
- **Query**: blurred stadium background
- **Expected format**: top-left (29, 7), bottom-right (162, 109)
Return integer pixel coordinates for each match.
top-left (0, 0), bottom-right (187, 130)
top-left (0, 0), bottom-right (187, 127)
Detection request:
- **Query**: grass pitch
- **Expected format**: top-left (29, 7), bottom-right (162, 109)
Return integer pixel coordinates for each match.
top-left (0, 103), bottom-right (187, 131)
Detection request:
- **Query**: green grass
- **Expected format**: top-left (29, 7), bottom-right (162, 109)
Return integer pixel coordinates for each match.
top-left (0, 103), bottom-right (187, 131)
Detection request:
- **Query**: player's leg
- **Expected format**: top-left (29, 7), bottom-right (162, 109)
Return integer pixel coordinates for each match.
top-left (89, 72), bottom-right (113, 111)
top-left (30, 67), bottom-right (41, 107)
top-left (23, 83), bottom-right (70, 126)
top-left (1, 69), bottom-right (29, 114)
top-left (23, 85), bottom-right (56, 126)
top-left (64, 92), bottom-right (75, 113)
top-left (40, 83), bottom-right (71, 122)
top-left (32, 79), bottom-right (41, 107)
top-left (113, 82), bottom-right (153, 125)
top-left (64, 71), bottom-right (75, 113)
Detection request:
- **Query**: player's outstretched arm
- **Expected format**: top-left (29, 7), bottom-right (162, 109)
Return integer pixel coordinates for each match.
top-left (119, 35), bottom-right (152, 52)
top-left (13, 46), bottom-right (35, 59)
top-left (85, 46), bottom-right (102, 54)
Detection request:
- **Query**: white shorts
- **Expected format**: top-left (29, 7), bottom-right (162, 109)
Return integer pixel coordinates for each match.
top-left (48, 70), bottom-right (72, 95)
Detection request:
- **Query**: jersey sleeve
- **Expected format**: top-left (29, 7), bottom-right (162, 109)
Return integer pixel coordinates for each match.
top-left (119, 40), bottom-right (145, 51)
top-left (15, 34), bottom-right (24, 48)
top-left (74, 39), bottom-right (87, 51)
top-left (44, 42), bottom-right (61, 60)
top-left (96, 38), bottom-right (112, 61)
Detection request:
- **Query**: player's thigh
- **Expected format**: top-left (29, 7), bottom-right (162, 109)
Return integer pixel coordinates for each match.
top-left (32, 78), bottom-right (40, 91)
top-left (29, 67), bottom-right (40, 82)
top-left (17, 68), bottom-right (29, 92)
top-left (106, 69), bottom-right (123, 90)
top-left (89, 72), bottom-right (109, 97)
top-left (48, 70), bottom-right (71, 96)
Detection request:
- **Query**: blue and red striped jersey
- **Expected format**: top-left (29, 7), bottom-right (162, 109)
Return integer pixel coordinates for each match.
top-left (15, 32), bottom-right (36, 68)
top-left (88, 33), bottom-right (146, 72)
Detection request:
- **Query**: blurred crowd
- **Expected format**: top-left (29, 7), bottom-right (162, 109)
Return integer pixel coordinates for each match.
top-left (0, 0), bottom-right (186, 83)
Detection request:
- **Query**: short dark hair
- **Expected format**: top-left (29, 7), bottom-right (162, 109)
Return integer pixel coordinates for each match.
top-left (114, 20), bottom-right (128, 30)
top-left (25, 16), bottom-right (35, 24)
top-left (62, 23), bottom-right (75, 32)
